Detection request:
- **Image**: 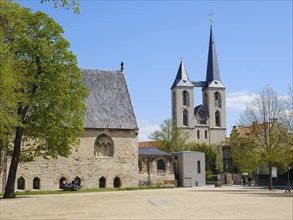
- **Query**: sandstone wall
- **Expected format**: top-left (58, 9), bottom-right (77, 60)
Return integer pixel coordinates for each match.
top-left (0, 128), bottom-right (138, 192)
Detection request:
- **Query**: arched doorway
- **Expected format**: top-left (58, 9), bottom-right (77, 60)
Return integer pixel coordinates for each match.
top-left (33, 177), bottom-right (40, 189)
top-left (59, 177), bottom-right (66, 189)
top-left (17, 177), bottom-right (25, 190)
top-left (113, 177), bottom-right (121, 188)
top-left (99, 177), bottom-right (106, 188)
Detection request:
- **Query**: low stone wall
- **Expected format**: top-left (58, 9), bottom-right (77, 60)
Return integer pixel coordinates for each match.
top-left (0, 128), bottom-right (138, 192)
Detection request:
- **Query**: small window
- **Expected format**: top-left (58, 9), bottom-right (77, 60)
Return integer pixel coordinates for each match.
top-left (114, 177), bottom-right (121, 188)
top-left (182, 90), bottom-right (189, 106)
top-left (33, 177), bottom-right (40, 190)
top-left (197, 161), bottom-right (201, 174)
top-left (215, 111), bottom-right (221, 127)
top-left (205, 130), bottom-right (208, 139)
top-left (99, 177), bottom-right (106, 188)
top-left (17, 177), bottom-right (25, 190)
top-left (183, 109), bottom-right (188, 126)
top-left (172, 91), bottom-right (176, 107)
top-left (157, 159), bottom-right (165, 171)
top-left (197, 130), bottom-right (200, 139)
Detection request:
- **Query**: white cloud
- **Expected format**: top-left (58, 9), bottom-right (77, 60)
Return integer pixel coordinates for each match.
top-left (137, 120), bottom-right (160, 142)
top-left (226, 90), bottom-right (254, 111)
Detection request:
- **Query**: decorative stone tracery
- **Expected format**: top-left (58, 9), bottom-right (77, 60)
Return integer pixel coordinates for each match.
top-left (94, 134), bottom-right (114, 157)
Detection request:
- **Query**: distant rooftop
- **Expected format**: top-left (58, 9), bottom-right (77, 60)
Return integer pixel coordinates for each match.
top-left (138, 141), bottom-right (157, 148)
top-left (138, 147), bottom-right (173, 156)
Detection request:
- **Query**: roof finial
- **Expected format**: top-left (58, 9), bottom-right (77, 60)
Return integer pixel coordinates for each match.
top-left (208, 10), bottom-right (214, 25)
top-left (120, 61), bottom-right (124, 72)
top-left (181, 56), bottom-right (183, 61)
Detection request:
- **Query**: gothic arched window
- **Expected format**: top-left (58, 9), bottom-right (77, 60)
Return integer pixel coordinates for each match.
top-left (215, 111), bottom-right (221, 127)
top-left (33, 177), bottom-right (40, 190)
top-left (157, 159), bottom-right (165, 171)
top-left (214, 92), bottom-right (221, 108)
top-left (182, 90), bottom-right (189, 106)
top-left (183, 109), bottom-right (188, 126)
top-left (17, 177), bottom-right (25, 190)
top-left (198, 110), bottom-right (207, 125)
top-left (94, 134), bottom-right (114, 157)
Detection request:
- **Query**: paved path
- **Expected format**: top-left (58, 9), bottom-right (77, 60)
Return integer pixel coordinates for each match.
top-left (1, 186), bottom-right (292, 220)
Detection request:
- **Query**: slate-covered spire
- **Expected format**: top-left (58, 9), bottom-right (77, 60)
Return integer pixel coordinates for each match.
top-left (205, 25), bottom-right (222, 84)
top-left (171, 58), bottom-right (194, 89)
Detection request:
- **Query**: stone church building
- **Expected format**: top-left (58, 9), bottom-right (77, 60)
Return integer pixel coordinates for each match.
top-left (0, 22), bottom-right (225, 192)
top-left (171, 24), bottom-right (226, 145)
top-left (0, 69), bottom-right (139, 192)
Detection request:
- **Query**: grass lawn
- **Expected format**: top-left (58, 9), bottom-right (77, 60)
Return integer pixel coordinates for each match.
top-left (0, 185), bottom-right (162, 197)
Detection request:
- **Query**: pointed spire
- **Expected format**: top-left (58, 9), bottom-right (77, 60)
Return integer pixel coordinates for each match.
top-left (205, 25), bottom-right (222, 84)
top-left (171, 58), bottom-right (194, 89)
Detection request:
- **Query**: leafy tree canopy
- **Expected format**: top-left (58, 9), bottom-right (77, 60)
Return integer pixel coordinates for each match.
top-left (41, 0), bottom-right (80, 13)
top-left (0, 0), bottom-right (88, 198)
top-left (232, 86), bottom-right (292, 189)
top-left (149, 118), bottom-right (190, 153)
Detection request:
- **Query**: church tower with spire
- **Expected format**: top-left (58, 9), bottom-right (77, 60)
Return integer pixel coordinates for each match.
top-left (171, 20), bottom-right (226, 145)
top-left (171, 59), bottom-right (195, 129)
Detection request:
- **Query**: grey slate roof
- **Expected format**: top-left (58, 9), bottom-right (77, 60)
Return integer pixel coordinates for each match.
top-left (171, 59), bottom-right (194, 89)
top-left (81, 69), bottom-right (138, 130)
top-left (139, 147), bottom-right (173, 156)
top-left (205, 25), bottom-right (224, 87)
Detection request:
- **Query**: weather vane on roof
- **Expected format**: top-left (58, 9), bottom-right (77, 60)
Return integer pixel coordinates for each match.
top-left (208, 10), bottom-right (214, 24)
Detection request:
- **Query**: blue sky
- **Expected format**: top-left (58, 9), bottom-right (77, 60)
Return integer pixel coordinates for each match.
top-left (18, 0), bottom-right (292, 141)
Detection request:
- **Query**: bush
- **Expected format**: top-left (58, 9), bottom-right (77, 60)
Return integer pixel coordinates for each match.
top-left (206, 174), bottom-right (217, 181)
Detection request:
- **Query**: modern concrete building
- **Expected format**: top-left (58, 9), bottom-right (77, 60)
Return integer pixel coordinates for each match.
top-left (174, 151), bottom-right (206, 187)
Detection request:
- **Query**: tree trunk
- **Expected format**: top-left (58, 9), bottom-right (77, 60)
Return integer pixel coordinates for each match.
top-left (268, 163), bottom-right (273, 190)
top-left (3, 126), bottom-right (23, 198)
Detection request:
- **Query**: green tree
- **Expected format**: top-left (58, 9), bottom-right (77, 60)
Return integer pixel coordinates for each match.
top-left (278, 86), bottom-right (293, 187)
top-left (230, 128), bottom-right (260, 174)
top-left (237, 86), bottom-right (288, 190)
top-left (0, 1), bottom-right (88, 198)
top-left (149, 119), bottom-right (190, 152)
top-left (41, 0), bottom-right (80, 13)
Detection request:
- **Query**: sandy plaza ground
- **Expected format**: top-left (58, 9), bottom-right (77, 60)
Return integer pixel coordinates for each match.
top-left (1, 185), bottom-right (292, 220)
